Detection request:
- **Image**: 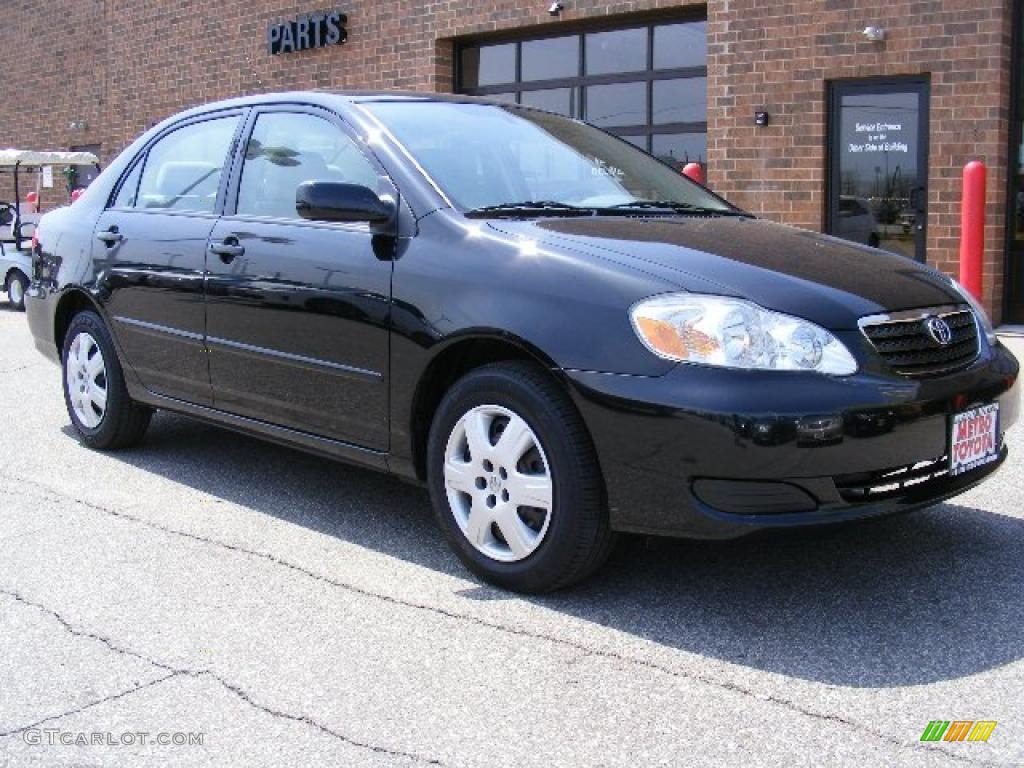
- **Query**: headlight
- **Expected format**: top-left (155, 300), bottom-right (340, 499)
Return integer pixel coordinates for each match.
top-left (949, 279), bottom-right (997, 346)
top-left (630, 293), bottom-right (858, 375)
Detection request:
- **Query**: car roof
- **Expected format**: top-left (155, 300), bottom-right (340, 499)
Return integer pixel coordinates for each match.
top-left (166, 90), bottom-right (512, 119)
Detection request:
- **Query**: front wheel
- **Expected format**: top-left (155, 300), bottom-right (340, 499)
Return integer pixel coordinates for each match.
top-left (5, 270), bottom-right (27, 311)
top-left (62, 310), bottom-right (152, 449)
top-left (427, 362), bottom-right (614, 593)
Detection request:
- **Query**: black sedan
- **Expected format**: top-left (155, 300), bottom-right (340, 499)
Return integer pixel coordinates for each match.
top-left (25, 91), bottom-right (1020, 592)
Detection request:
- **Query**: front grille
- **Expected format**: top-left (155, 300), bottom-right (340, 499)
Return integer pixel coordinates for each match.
top-left (835, 457), bottom-right (949, 502)
top-left (860, 306), bottom-right (979, 377)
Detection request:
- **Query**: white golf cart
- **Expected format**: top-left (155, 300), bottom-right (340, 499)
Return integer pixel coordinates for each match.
top-left (1, 149), bottom-right (100, 310)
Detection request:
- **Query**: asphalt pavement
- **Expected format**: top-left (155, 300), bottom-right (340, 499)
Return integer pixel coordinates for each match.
top-left (1, 303), bottom-right (1022, 767)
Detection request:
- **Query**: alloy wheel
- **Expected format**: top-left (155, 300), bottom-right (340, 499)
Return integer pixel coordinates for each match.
top-left (66, 332), bottom-right (108, 429)
top-left (443, 404), bottom-right (553, 562)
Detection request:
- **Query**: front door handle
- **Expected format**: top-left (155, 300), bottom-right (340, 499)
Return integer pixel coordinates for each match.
top-left (209, 238), bottom-right (245, 264)
top-left (96, 227), bottom-right (123, 246)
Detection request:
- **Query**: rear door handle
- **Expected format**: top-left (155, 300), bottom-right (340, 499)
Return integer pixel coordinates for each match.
top-left (96, 227), bottom-right (123, 245)
top-left (209, 239), bottom-right (245, 263)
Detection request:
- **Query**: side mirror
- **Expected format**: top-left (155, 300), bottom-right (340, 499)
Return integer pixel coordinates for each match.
top-left (295, 181), bottom-right (395, 224)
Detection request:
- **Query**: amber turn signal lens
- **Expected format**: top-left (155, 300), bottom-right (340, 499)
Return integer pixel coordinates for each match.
top-left (635, 317), bottom-right (688, 358)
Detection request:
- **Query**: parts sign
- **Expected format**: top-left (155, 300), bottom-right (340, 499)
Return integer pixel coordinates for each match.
top-left (268, 11), bottom-right (347, 56)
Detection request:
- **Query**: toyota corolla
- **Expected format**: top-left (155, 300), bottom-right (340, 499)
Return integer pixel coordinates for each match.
top-left (25, 92), bottom-right (1020, 592)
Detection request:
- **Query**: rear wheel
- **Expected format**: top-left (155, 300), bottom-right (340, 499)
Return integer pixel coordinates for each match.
top-left (427, 362), bottom-right (614, 593)
top-left (62, 311), bottom-right (152, 449)
top-left (5, 270), bottom-right (27, 311)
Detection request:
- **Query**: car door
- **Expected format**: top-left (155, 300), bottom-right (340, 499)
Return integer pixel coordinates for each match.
top-left (204, 107), bottom-right (392, 450)
top-left (94, 111), bottom-right (245, 406)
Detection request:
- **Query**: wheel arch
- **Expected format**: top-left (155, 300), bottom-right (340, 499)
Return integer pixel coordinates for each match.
top-left (409, 332), bottom-right (570, 482)
top-left (4, 266), bottom-right (28, 288)
top-left (54, 288), bottom-right (104, 352)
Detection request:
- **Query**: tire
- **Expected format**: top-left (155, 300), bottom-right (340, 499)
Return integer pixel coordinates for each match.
top-left (427, 361), bottom-right (615, 593)
top-left (61, 310), bottom-right (152, 449)
top-left (5, 270), bottom-right (27, 311)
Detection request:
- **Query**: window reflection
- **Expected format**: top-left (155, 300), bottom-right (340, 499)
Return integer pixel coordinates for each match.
top-left (653, 78), bottom-right (707, 125)
top-left (654, 22), bottom-right (706, 69)
top-left (586, 82), bottom-right (646, 128)
top-left (521, 36), bottom-right (579, 81)
top-left (461, 44), bottom-right (516, 89)
top-left (652, 133), bottom-right (707, 170)
top-left (585, 28), bottom-right (647, 75)
top-left (520, 88), bottom-right (576, 118)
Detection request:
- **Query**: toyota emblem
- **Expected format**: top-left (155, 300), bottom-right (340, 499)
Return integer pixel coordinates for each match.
top-left (924, 316), bottom-right (953, 346)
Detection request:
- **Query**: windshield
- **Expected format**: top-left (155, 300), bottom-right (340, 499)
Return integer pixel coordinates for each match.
top-left (362, 101), bottom-right (736, 215)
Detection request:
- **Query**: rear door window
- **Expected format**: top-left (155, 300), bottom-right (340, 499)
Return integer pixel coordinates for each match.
top-left (110, 161), bottom-right (143, 209)
top-left (135, 116), bottom-right (240, 213)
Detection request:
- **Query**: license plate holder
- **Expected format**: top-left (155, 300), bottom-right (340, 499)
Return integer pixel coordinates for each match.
top-left (949, 403), bottom-right (1000, 476)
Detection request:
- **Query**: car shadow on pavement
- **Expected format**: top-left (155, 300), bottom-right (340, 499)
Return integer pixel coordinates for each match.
top-left (86, 411), bottom-right (1024, 689)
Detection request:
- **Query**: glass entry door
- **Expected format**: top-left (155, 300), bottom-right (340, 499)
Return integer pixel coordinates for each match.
top-left (828, 79), bottom-right (929, 262)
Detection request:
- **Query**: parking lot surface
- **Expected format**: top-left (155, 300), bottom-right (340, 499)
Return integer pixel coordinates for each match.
top-left (1, 305), bottom-right (1022, 767)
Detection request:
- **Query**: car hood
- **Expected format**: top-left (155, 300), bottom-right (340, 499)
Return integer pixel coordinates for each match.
top-left (487, 215), bottom-right (961, 330)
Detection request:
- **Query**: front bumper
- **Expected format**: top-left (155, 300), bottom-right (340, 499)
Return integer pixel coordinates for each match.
top-left (566, 342), bottom-right (1020, 539)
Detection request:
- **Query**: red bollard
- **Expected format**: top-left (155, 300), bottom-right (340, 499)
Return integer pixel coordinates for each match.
top-left (682, 162), bottom-right (705, 186)
top-left (959, 160), bottom-right (986, 302)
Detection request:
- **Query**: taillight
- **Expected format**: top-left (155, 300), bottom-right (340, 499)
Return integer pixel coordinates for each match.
top-left (31, 231), bottom-right (39, 250)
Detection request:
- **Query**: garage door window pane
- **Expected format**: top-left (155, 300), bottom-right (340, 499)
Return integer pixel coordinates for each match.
top-left (654, 22), bottom-right (706, 69)
top-left (136, 116), bottom-right (240, 212)
top-left (652, 133), bottom-right (707, 170)
top-left (521, 88), bottom-right (575, 118)
top-left (653, 77), bottom-right (707, 125)
top-left (521, 36), bottom-right (579, 82)
top-left (461, 44), bottom-right (516, 89)
top-left (585, 28), bottom-right (647, 76)
top-left (586, 82), bottom-right (646, 128)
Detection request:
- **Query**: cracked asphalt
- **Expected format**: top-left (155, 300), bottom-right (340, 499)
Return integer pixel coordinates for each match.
top-left (1, 304), bottom-right (1022, 767)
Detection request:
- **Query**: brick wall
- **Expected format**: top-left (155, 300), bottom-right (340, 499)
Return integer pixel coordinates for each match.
top-left (0, 0), bottom-right (107, 209)
top-left (707, 1), bottom-right (1014, 322)
top-left (1, 1), bottom-right (691, 198)
top-left (0, 0), bottom-right (1015, 318)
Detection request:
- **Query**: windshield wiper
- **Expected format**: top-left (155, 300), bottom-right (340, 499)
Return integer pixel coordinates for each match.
top-left (605, 201), bottom-right (748, 216)
top-left (465, 201), bottom-right (594, 218)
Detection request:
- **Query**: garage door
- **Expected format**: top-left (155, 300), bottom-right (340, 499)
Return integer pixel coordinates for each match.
top-left (457, 17), bottom-right (707, 171)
